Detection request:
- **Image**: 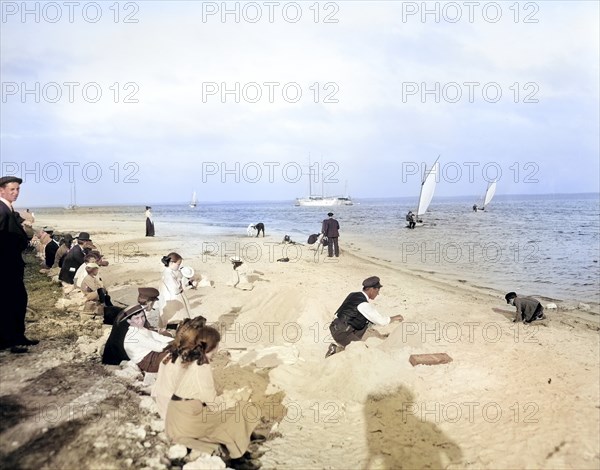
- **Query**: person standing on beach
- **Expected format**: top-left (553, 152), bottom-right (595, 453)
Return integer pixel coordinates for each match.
top-left (0, 176), bottom-right (39, 353)
top-left (145, 206), bottom-right (155, 237)
top-left (505, 292), bottom-right (546, 323)
top-left (325, 276), bottom-right (404, 358)
top-left (321, 212), bottom-right (340, 257)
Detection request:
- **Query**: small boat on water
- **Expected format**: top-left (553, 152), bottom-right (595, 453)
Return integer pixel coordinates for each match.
top-left (65, 181), bottom-right (78, 210)
top-left (473, 180), bottom-right (497, 211)
top-left (406, 156), bottom-right (440, 227)
top-left (295, 156), bottom-right (353, 207)
top-left (189, 191), bottom-right (197, 208)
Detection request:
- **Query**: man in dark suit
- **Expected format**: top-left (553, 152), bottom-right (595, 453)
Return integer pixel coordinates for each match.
top-left (44, 228), bottom-right (59, 268)
top-left (321, 212), bottom-right (340, 257)
top-left (59, 231), bottom-right (92, 285)
top-left (0, 176), bottom-right (39, 353)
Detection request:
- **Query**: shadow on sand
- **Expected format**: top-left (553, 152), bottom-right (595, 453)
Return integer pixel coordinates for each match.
top-left (365, 386), bottom-right (463, 469)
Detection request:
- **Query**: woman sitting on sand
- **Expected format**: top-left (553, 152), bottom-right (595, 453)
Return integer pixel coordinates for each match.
top-left (151, 316), bottom-right (207, 419)
top-left (152, 322), bottom-right (260, 467)
top-left (102, 296), bottom-right (173, 372)
top-left (157, 252), bottom-right (192, 328)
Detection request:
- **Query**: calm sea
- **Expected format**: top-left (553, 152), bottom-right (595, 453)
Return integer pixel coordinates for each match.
top-left (35, 194), bottom-right (600, 305)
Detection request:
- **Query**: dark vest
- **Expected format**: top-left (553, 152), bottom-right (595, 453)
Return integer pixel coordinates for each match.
top-left (335, 291), bottom-right (369, 330)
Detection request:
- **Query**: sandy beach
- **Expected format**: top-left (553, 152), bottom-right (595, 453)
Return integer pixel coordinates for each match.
top-left (1, 210), bottom-right (599, 470)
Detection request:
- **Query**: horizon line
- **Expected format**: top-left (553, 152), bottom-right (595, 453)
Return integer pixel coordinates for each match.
top-left (15, 191), bottom-right (600, 209)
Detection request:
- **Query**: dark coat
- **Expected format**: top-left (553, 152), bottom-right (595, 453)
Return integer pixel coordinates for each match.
top-left (59, 244), bottom-right (85, 284)
top-left (0, 202), bottom-right (29, 266)
top-left (45, 240), bottom-right (59, 268)
top-left (321, 217), bottom-right (340, 238)
top-left (0, 201), bottom-right (30, 347)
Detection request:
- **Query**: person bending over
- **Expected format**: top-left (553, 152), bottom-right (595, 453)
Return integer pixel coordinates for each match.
top-left (505, 292), bottom-right (546, 323)
top-left (326, 276), bottom-right (404, 358)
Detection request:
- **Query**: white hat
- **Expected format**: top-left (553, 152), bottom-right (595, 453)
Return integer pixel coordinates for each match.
top-left (180, 266), bottom-right (195, 278)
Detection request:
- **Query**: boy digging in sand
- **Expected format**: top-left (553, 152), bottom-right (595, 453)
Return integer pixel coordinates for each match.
top-left (505, 292), bottom-right (546, 323)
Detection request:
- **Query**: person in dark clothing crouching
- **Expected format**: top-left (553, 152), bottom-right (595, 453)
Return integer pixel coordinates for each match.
top-left (505, 292), bottom-right (546, 323)
top-left (325, 276), bottom-right (404, 358)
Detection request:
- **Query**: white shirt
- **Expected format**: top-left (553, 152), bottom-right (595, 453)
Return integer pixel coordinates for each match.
top-left (74, 263), bottom-right (88, 288)
top-left (123, 326), bottom-right (172, 364)
top-left (152, 358), bottom-right (185, 420)
top-left (356, 291), bottom-right (391, 326)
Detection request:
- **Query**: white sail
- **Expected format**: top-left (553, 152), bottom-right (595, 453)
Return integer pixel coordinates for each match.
top-left (66, 180), bottom-right (77, 210)
top-left (189, 191), bottom-right (197, 208)
top-left (482, 180), bottom-right (497, 208)
top-left (416, 159), bottom-right (440, 217)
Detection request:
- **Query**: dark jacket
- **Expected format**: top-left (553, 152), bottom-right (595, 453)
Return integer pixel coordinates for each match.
top-left (102, 319), bottom-right (131, 365)
top-left (45, 239), bottom-right (59, 268)
top-left (321, 217), bottom-right (340, 238)
top-left (59, 244), bottom-right (85, 284)
top-left (514, 296), bottom-right (543, 322)
top-left (335, 291), bottom-right (369, 330)
top-left (0, 202), bottom-right (29, 267)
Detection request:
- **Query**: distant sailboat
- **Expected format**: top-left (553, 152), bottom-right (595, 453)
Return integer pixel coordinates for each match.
top-left (189, 191), bottom-right (198, 208)
top-left (474, 180), bottom-right (497, 211)
top-left (295, 155), bottom-right (353, 207)
top-left (66, 180), bottom-right (77, 210)
top-left (407, 156), bottom-right (440, 227)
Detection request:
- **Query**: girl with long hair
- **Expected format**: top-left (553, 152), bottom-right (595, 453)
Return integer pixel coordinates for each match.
top-left (152, 319), bottom-right (258, 465)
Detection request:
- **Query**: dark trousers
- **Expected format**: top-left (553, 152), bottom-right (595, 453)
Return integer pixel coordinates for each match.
top-left (329, 317), bottom-right (368, 347)
top-left (0, 263), bottom-right (27, 347)
top-left (328, 237), bottom-right (339, 257)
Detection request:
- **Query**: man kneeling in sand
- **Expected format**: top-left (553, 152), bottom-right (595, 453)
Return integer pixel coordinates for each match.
top-left (325, 276), bottom-right (404, 358)
top-left (505, 292), bottom-right (546, 323)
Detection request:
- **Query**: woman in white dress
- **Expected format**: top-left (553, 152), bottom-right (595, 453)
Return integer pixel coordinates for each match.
top-left (157, 252), bottom-right (192, 328)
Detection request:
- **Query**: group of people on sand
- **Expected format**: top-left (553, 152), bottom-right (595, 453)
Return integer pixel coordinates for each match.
top-left (1, 174), bottom-right (549, 468)
top-left (99, 291), bottom-right (262, 467)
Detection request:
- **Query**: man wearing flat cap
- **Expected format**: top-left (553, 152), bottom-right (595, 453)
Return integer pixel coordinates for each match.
top-left (326, 276), bottom-right (404, 358)
top-left (321, 212), bottom-right (340, 258)
top-left (0, 176), bottom-right (39, 353)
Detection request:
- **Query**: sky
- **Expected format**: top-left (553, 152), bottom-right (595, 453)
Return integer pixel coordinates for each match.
top-left (1, 0), bottom-right (599, 206)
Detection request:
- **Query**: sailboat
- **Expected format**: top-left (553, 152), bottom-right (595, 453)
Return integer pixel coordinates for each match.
top-left (407, 156), bottom-right (440, 227)
top-left (295, 156), bottom-right (353, 207)
top-left (474, 180), bottom-right (497, 211)
top-left (189, 191), bottom-right (198, 208)
top-left (66, 180), bottom-right (78, 210)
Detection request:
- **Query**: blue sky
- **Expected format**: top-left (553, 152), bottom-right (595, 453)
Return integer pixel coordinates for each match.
top-left (1, 1), bottom-right (599, 206)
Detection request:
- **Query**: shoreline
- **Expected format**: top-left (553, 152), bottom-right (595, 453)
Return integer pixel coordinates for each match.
top-left (23, 204), bottom-right (600, 309)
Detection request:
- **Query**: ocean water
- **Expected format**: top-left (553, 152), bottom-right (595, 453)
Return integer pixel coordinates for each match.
top-left (35, 194), bottom-right (600, 304)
